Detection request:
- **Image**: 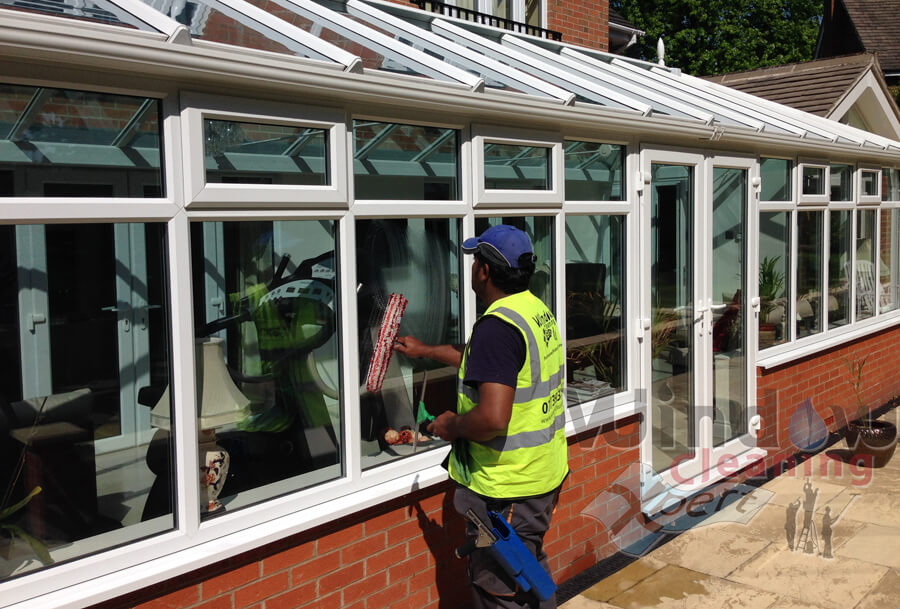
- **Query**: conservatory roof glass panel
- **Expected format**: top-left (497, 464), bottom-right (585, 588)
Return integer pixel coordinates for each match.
top-left (0, 0), bottom-right (159, 30)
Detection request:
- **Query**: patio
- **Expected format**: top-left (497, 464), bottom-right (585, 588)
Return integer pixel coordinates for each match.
top-left (560, 409), bottom-right (900, 609)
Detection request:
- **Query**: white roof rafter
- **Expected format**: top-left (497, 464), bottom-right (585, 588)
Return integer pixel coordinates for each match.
top-left (345, 0), bottom-right (574, 104)
top-left (431, 19), bottom-right (650, 114)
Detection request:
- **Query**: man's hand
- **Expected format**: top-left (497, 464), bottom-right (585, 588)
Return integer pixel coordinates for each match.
top-left (427, 411), bottom-right (459, 441)
top-left (394, 335), bottom-right (464, 368)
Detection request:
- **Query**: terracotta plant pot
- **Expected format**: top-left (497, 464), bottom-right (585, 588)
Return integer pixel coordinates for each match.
top-left (845, 419), bottom-right (898, 468)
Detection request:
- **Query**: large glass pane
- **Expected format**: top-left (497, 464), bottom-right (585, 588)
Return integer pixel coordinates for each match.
top-left (189, 220), bottom-right (341, 515)
top-left (856, 210), bottom-right (877, 320)
top-left (353, 121), bottom-right (458, 200)
top-left (0, 0), bottom-right (157, 31)
top-left (525, 0), bottom-right (540, 26)
top-left (882, 168), bottom-right (899, 201)
top-left (484, 144), bottom-right (551, 191)
top-left (760, 158), bottom-right (791, 201)
top-left (759, 212), bottom-right (790, 349)
top-left (564, 215), bottom-right (626, 405)
top-left (880, 209), bottom-right (899, 313)
top-left (830, 164), bottom-right (852, 201)
top-left (828, 210), bottom-right (852, 328)
top-left (475, 216), bottom-right (554, 312)
top-left (650, 163), bottom-right (693, 472)
top-left (356, 219), bottom-right (459, 469)
top-left (564, 141), bottom-right (625, 201)
top-left (796, 210), bottom-right (823, 338)
top-left (711, 167), bottom-right (746, 445)
top-left (0, 85), bottom-right (163, 197)
top-left (802, 166), bottom-right (825, 196)
top-left (204, 119), bottom-right (328, 185)
top-left (0, 222), bottom-right (171, 580)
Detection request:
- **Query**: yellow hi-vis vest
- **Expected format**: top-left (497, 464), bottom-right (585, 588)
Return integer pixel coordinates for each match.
top-left (449, 290), bottom-right (568, 498)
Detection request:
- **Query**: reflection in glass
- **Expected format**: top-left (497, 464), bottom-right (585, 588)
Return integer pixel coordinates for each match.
top-left (189, 220), bottom-right (342, 515)
top-left (356, 219), bottom-right (459, 469)
top-left (882, 168), bottom-right (899, 201)
top-left (203, 119), bottom-right (328, 185)
top-left (650, 163), bottom-right (693, 472)
top-left (1, 0), bottom-right (155, 30)
top-left (856, 210), bottom-right (877, 320)
top-left (828, 210), bottom-right (852, 328)
top-left (802, 166), bottom-right (825, 196)
top-left (760, 158), bottom-right (791, 201)
top-left (712, 168), bottom-right (746, 445)
top-left (0, 222), bottom-right (171, 580)
top-left (830, 164), bottom-right (852, 201)
top-left (0, 84), bottom-right (163, 197)
top-left (881, 209), bottom-right (899, 313)
top-left (564, 215), bottom-right (626, 405)
top-left (484, 144), bottom-right (551, 190)
top-left (475, 216), bottom-right (554, 312)
top-left (759, 212), bottom-right (790, 349)
top-left (353, 121), bottom-right (458, 200)
top-left (564, 141), bottom-right (625, 201)
top-left (796, 211), bottom-right (823, 338)
top-left (861, 170), bottom-right (879, 197)
top-left (525, 0), bottom-right (540, 26)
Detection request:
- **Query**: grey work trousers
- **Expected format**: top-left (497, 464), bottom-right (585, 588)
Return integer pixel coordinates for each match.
top-left (453, 484), bottom-right (561, 609)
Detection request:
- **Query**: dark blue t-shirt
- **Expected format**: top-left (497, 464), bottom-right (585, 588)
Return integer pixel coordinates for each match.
top-left (463, 316), bottom-right (526, 389)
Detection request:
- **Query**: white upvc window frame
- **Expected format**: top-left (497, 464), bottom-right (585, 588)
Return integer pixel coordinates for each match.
top-left (473, 124), bottom-right (564, 206)
top-left (858, 164), bottom-right (882, 204)
top-left (181, 92), bottom-right (349, 208)
top-left (798, 158), bottom-right (829, 205)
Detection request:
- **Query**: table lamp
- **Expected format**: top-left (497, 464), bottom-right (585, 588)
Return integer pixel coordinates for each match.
top-left (151, 337), bottom-right (250, 514)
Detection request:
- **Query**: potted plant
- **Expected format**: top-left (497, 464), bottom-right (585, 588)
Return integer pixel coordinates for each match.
top-left (759, 256), bottom-right (785, 345)
top-left (843, 355), bottom-right (897, 467)
top-left (0, 486), bottom-right (53, 565)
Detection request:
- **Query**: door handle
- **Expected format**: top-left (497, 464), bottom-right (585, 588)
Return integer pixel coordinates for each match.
top-left (28, 313), bottom-right (46, 333)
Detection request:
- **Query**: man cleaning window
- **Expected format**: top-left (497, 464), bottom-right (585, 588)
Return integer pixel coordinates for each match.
top-left (395, 224), bottom-right (567, 609)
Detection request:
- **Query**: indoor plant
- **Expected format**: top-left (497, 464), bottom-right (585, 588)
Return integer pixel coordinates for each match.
top-left (0, 486), bottom-right (53, 565)
top-left (843, 355), bottom-right (897, 467)
top-left (758, 256), bottom-right (785, 345)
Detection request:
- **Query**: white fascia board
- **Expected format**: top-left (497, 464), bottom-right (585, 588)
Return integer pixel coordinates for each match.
top-left (649, 67), bottom-right (818, 139)
top-left (679, 71), bottom-right (860, 145)
top-left (596, 54), bottom-right (766, 132)
top-left (105, 0), bottom-right (188, 42)
top-left (503, 36), bottom-right (714, 124)
top-left (273, 0), bottom-right (484, 90)
top-left (210, 0), bottom-right (362, 69)
top-left (431, 19), bottom-right (650, 114)
top-left (345, 0), bottom-right (574, 104)
top-left (830, 72), bottom-right (900, 141)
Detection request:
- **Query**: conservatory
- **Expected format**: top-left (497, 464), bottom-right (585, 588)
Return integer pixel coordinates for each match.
top-left (1, 0), bottom-right (900, 606)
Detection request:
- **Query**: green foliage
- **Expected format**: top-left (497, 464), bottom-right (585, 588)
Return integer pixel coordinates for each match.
top-left (1, 486), bottom-right (54, 565)
top-left (611, 0), bottom-right (821, 76)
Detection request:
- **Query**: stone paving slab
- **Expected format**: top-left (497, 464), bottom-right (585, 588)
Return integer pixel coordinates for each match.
top-left (834, 523), bottom-right (900, 568)
top-left (728, 544), bottom-right (888, 609)
top-left (764, 599), bottom-right (832, 609)
top-left (605, 564), bottom-right (780, 609)
top-left (854, 569), bottom-right (900, 609)
top-left (646, 524), bottom-right (771, 578)
top-left (580, 557), bottom-right (667, 602)
top-left (761, 474), bottom-right (847, 509)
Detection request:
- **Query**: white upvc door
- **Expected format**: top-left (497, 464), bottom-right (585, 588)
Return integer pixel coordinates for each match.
top-left (639, 148), bottom-right (759, 497)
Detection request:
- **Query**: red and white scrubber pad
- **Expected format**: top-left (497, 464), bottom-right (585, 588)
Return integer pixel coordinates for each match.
top-left (365, 292), bottom-right (408, 393)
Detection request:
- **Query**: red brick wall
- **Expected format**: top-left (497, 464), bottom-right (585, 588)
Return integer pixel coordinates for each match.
top-left (546, 0), bottom-right (608, 51)
top-left (756, 326), bottom-right (900, 470)
top-left (91, 415), bottom-right (641, 609)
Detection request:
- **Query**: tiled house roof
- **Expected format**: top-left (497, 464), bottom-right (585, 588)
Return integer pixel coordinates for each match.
top-left (704, 53), bottom-right (878, 117)
top-left (841, 0), bottom-right (900, 73)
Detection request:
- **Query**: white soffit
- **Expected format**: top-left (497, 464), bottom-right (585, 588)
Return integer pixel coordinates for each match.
top-left (344, 0), bottom-right (574, 103)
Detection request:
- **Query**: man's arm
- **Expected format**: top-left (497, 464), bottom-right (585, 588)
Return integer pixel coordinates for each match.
top-left (394, 335), bottom-right (464, 368)
top-left (427, 382), bottom-right (513, 443)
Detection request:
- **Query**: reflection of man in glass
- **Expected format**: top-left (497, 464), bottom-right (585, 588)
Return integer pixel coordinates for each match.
top-left (395, 225), bottom-right (567, 609)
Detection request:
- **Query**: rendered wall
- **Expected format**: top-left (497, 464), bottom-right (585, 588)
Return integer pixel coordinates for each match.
top-left (90, 416), bottom-right (641, 609)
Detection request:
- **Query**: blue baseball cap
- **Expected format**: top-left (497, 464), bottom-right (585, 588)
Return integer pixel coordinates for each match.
top-left (462, 225), bottom-right (536, 269)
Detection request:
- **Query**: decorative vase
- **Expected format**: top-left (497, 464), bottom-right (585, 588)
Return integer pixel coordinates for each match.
top-left (845, 419), bottom-right (897, 468)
